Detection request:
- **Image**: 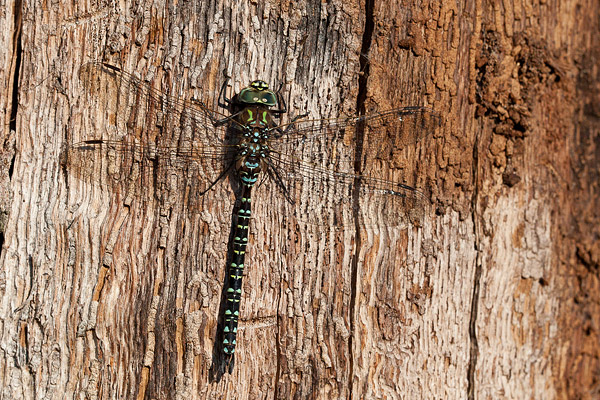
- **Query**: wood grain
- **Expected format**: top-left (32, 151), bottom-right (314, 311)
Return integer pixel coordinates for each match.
top-left (0, 0), bottom-right (598, 399)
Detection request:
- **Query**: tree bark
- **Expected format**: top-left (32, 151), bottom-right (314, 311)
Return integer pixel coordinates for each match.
top-left (0, 0), bottom-right (598, 399)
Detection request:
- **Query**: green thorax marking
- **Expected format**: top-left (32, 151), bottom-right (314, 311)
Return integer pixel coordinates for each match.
top-left (240, 108), bottom-right (272, 128)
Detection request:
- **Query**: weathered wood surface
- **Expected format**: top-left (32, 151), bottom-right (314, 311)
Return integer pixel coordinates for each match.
top-left (0, 0), bottom-right (19, 248)
top-left (0, 0), bottom-right (598, 399)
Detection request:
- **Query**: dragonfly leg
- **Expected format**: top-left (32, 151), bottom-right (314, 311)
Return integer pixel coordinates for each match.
top-left (264, 159), bottom-right (295, 205)
top-left (269, 84), bottom-right (288, 115)
top-left (218, 75), bottom-right (232, 109)
top-left (286, 112), bottom-right (309, 127)
top-left (189, 99), bottom-right (243, 127)
top-left (271, 112), bottom-right (309, 138)
top-left (190, 98), bottom-right (237, 126)
top-left (198, 161), bottom-right (236, 196)
top-left (210, 109), bottom-right (245, 127)
top-left (191, 74), bottom-right (234, 126)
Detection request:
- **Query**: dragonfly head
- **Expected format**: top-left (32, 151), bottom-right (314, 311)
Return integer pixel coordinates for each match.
top-left (250, 80), bottom-right (269, 90)
top-left (238, 80), bottom-right (278, 107)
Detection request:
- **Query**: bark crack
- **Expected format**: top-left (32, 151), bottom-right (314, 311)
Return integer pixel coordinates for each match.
top-left (274, 278), bottom-right (282, 399)
top-left (467, 250), bottom-right (482, 399)
top-left (349, 0), bottom-right (374, 396)
top-left (467, 127), bottom-right (482, 400)
top-left (0, 0), bottom-right (22, 259)
top-left (9, 0), bottom-right (22, 135)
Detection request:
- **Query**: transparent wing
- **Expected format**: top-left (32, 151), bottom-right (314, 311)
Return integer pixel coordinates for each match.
top-left (68, 61), bottom-right (440, 226)
top-left (63, 139), bottom-right (239, 212)
top-left (79, 62), bottom-right (235, 136)
top-left (265, 107), bottom-right (441, 228)
top-left (66, 62), bottom-right (238, 211)
top-left (275, 107), bottom-right (440, 165)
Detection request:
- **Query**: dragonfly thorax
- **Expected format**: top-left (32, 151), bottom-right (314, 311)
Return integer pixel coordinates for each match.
top-left (236, 130), bottom-right (269, 186)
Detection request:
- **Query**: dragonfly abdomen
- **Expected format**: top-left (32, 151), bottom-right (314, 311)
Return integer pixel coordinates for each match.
top-left (223, 186), bottom-right (253, 356)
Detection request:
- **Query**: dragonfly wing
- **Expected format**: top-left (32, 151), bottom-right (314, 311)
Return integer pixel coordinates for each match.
top-left (69, 63), bottom-right (239, 211)
top-left (265, 106), bottom-right (439, 228)
top-left (78, 62), bottom-right (235, 141)
top-left (266, 150), bottom-right (428, 229)
top-left (63, 139), bottom-right (238, 211)
top-left (276, 106), bottom-right (441, 167)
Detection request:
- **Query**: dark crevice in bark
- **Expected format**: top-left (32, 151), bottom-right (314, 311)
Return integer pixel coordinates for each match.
top-left (467, 128), bottom-right (482, 399)
top-left (356, 1), bottom-right (373, 113)
top-left (1, 0), bottom-right (22, 256)
top-left (467, 252), bottom-right (482, 399)
top-left (349, 0), bottom-right (374, 396)
top-left (274, 278), bottom-right (282, 400)
top-left (9, 0), bottom-right (22, 138)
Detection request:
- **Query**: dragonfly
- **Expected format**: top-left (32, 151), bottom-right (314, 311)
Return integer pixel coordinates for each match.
top-left (66, 61), bottom-right (441, 371)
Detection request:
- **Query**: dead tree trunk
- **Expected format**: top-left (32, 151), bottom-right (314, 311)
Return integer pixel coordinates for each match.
top-left (0, 0), bottom-right (598, 399)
